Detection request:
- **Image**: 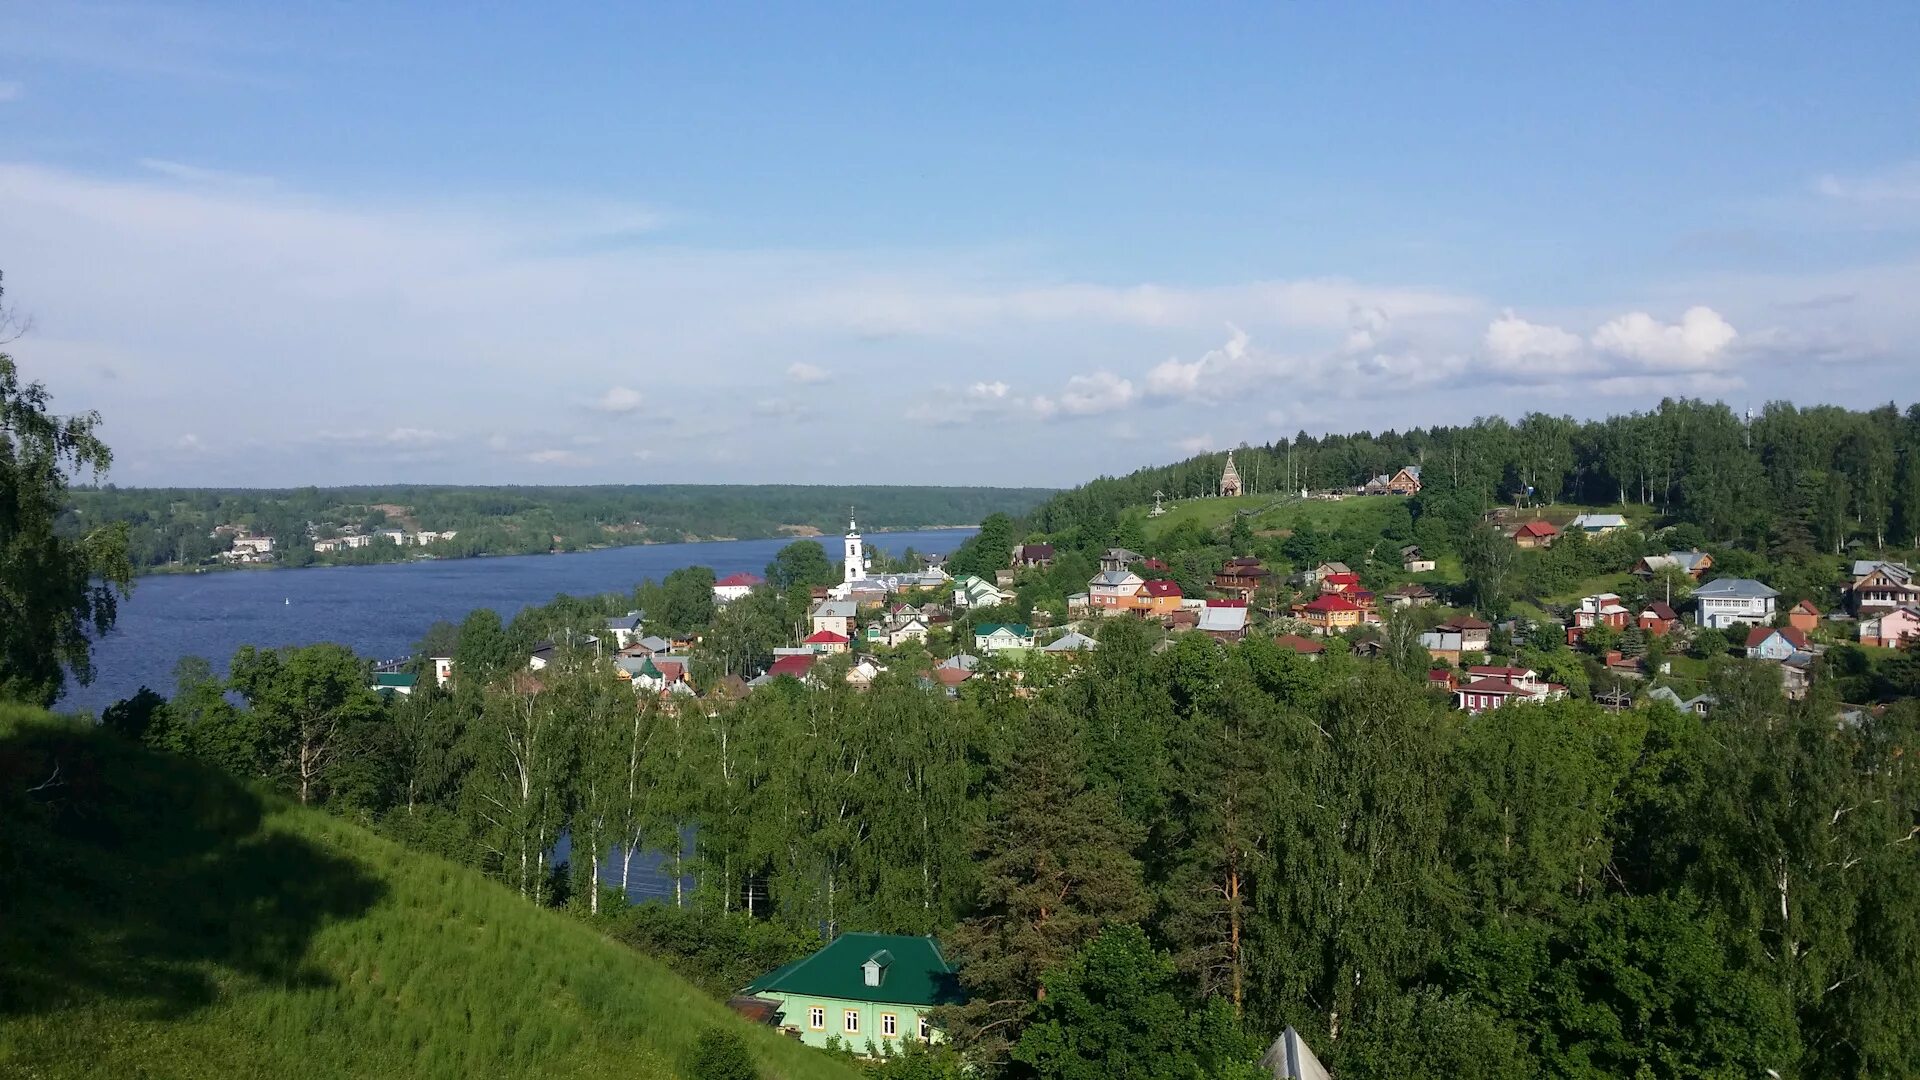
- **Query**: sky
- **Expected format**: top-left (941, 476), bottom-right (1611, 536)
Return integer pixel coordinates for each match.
top-left (1, 2), bottom-right (1918, 488)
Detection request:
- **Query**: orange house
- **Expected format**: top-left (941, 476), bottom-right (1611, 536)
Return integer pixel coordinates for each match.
top-left (1786, 599), bottom-right (1820, 633)
top-left (1512, 520), bottom-right (1560, 549)
top-left (1135, 579), bottom-right (1184, 616)
top-left (1299, 593), bottom-right (1362, 634)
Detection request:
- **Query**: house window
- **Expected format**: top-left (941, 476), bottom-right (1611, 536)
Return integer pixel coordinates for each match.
top-left (845, 1010), bottom-right (861, 1034)
top-left (882, 1013), bottom-right (898, 1037)
top-left (918, 1017), bottom-right (932, 1040)
top-left (809, 1007), bottom-right (825, 1030)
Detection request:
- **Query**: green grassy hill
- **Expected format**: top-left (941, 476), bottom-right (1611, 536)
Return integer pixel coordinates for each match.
top-left (0, 706), bottom-right (859, 1080)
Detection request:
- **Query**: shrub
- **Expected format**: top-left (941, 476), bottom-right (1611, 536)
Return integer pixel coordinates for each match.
top-left (690, 1028), bottom-right (759, 1080)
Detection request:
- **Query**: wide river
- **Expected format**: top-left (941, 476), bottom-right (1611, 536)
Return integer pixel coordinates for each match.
top-left (65, 528), bottom-right (976, 714)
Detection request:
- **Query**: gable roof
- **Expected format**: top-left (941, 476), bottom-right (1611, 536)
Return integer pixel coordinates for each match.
top-left (1747, 625), bottom-right (1810, 650)
top-left (1042, 631), bottom-right (1098, 652)
top-left (1456, 677), bottom-right (1528, 696)
top-left (1140, 579), bottom-right (1183, 597)
top-left (975, 623), bottom-right (1032, 638)
top-left (1273, 634), bottom-right (1325, 654)
top-left (1514, 520), bottom-right (1560, 538)
top-left (715, 571), bottom-right (764, 588)
top-left (1017, 543), bottom-right (1055, 560)
top-left (811, 599), bottom-right (858, 618)
top-left (743, 933), bottom-right (963, 1007)
top-left (1091, 569), bottom-right (1145, 588)
top-left (804, 629), bottom-right (850, 645)
top-left (1642, 601), bottom-right (1679, 621)
top-left (1694, 577), bottom-right (1779, 600)
top-left (1320, 572), bottom-right (1360, 586)
top-left (1569, 513), bottom-right (1628, 529)
top-left (1198, 605), bottom-right (1250, 633)
top-left (1439, 615), bottom-right (1491, 631)
top-left (1791, 599), bottom-right (1820, 615)
top-left (1303, 593), bottom-right (1359, 613)
top-left (768, 654), bottom-right (817, 679)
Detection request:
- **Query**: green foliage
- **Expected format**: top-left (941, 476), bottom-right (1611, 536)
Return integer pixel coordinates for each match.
top-left (690, 1028), bottom-right (761, 1080)
top-left (1012, 925), bottom-right (1259, 1080)
top-left (599, 905), bottom-right (819, 999)
top-left (0, 353), bottom-right (133, 706)
top-left (766, 538), bottom-right (836, 590)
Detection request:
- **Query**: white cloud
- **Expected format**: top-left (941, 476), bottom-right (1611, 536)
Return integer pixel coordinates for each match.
top-left (1591, 306), bottom-right (1737, 369)
top-left (1175, 434), bottom-right (1216, 455)
top-left (1056, 371), bottom-right (1136, 416)
top-left (1146, 323), bottom-right (1251, 401)
top-left (526, 448), bottom-right (589, 466)
top-left (1342, 306), bottom-right (1390, 354)
top-left (1814, 162), bottom-right (1920, 204)
top-left (967, 380), bottom-right (1010, 400)
top-left (175, 432), bottom-right (203, 452)
top-left (382, 427), bottom-right (449, 447)
top-left (137, 157), bottom-right (273, 189)
top-left (590, 386), bottom-right (644, 414)
top-left (1484, 310), bottom-right (1585, 370)
top-left (787, 361), bottom-right (829, 383)
top-left (0, 82), bottom-right (22, 103)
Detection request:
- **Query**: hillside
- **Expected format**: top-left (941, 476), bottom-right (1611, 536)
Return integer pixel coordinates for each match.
top-left (0, 706), bottom-right (860, 1080)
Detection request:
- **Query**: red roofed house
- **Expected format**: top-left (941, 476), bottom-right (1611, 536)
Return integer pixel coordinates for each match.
top-left (1014, 544), bottom-right (1056, 568)
top-left (714, 571), bottom-right (765, 604)
top-left (1136, 579), bottom-right (1184, 617)
top-left (1638, 601), bottom-right (1680, 636)
top-left (1569, 593), bottom-right (1631, 644)
top-left (1786, 599), bottom-right (1821, 634)
top-left (1274, 633), bottom-right (1326, 659)
top-left (1142, 557), bottom-right (1169, 572)
top-left (1427, 668), bottom-right (1458, 691)
top-left (1454, 669), bottom-right (1567, 714)
top-left (1318, 572), bottom-right (1361, 594)
top-left (1745, 625), bottom-right (1809, 662)
top-left (767, 654), bottom-right (818, 681)
top-left (1512, 520), bottom-right (1560, 549)
top-left (1299, 592), bottom-right (1361, 635)
top-left (803, 629), bottom-right (851, 655)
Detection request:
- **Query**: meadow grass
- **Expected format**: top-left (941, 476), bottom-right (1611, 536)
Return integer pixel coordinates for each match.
top-left (0, 707), bottom-right (860, 1080)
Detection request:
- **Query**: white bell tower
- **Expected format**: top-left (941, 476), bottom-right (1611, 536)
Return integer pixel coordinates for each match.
top-left (843, 510), bottom-right (866, 584)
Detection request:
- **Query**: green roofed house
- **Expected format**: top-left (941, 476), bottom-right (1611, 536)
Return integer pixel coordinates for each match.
top-left (732, 933), bottom-right (964, 1053)
top-left (370, 671), bottom-right (417, 697)
top-left (973, 623), bottom-right (1035, 653)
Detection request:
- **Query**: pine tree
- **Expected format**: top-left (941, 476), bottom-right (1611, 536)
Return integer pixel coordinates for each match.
top-left (943, 701), bottom-right (1148, 1067)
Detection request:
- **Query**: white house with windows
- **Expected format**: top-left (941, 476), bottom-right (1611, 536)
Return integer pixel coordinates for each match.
top-left (1692, 578), bottom-right (1779, 630)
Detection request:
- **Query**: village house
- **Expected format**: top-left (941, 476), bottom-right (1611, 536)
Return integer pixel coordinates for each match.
top-left (1782, 653), bottom-right (1815, 700)
top-left (1041, 631), bottom-right (1098, 654)
top-left (1692, 578), bottom-right (1779, 630)
top-left (1746, 626), bottom-right (1810, 662)
top-left (1786, 599), bottom-right (1821, 633)
top-left (1437, 615), bottom-right (1492, 652)
top-left (713, 572), bottom-right (763, 604)
top-left (1453, 666), bottom-right (1567, 714)
top-left (1089, 569), bottom-right (1147, 612)
top-left (1136, 579), bottom-right (1184, 617)
top-left (603, 611), bottom-right (647, 649)
top-left (1012, 544), bottom-right (1055, 568)
top-left (1427, 668), bottom-right (1457, 691)
top-left (1317, 570), bottom-right (1360, 594)
top-left (974, 623), bottom-right (1035, 653)
top-left (1361, 474), bottom-right (1393, 496)
top-left (804, 629), bottom-right (852, 656)
top-left (1566, 513), bottom-right (1628, 535)
top-left (1198, 599), bottom-right (1250, 642)
top-left (1299, 593), bottom-right (1361, 635)
top-left (219, 534), bottom-right (277, 564)
top-left (1647, 686), bottom-right (1715, 716)
top-left (1381, 583), bottom-right (1438, 609)
top-left (1847, 560), bottom-right (1918, 615)
top-left (1099, 547), bottom-right (1145, 573)
top-left (762, 653), bottom-right (819, 684)
top-left (1213, 557), bottom-right (1271, 601)
top-left (1387, 466), bottom-right (1422, 495)
top-left (734, 933), bottom-right (962, 1053)
top-left (1273, 634), bottom-right (1325, 659)
top-left (844, 657), bottom-right (887, 689)
top-left (951, 575), bottom-right (1015, 610)
top-left (810, 599), bottom-right (858, 638)
top-left (1511, 520), bottom-right (1560, 549)
top-left (1859, 606), bottom-right (1920, 649)
top-left (429, 656), bottom-right (453, 688)
top-left (875, 612), bottom-right (930, 648)
top-left (1638, 601), bottom-right (1680, 636)
top-left (1634, 550), bottom-right (1713, 579)
top-left (371, 671), bottom-right (416, 697)
top-left (1569, 593), bottom-right (1631, 643)
top-left (1401, 545), bottom-right (1435, 573)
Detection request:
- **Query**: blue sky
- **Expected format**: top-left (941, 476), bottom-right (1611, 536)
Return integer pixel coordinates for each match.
top-left (2, 2), bottom-right (1917, 486)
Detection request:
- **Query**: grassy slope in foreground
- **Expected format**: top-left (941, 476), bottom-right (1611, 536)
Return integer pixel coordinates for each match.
top-left (0, 707), bottom-right (858, 1080)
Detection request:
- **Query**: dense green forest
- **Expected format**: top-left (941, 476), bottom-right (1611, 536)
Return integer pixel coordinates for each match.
top-left (1013, 398), bottom-right (1920, 553)
top-left (66, 483), bottom-right (1050, 572)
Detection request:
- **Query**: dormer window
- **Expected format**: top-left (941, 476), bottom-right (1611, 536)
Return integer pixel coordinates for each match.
top-left (862, 950), bottom-right (893, 987)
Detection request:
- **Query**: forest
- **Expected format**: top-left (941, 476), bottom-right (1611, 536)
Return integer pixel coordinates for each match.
top-left (65, 483), bottom-right (1049, 572)
top-left (99, 609), bottom-right (1920, 1080)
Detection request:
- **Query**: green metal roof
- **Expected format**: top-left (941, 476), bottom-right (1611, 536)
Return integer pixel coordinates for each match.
top-left (975, 623), bottom-right (1030, 637)
top-left (742, 933), bottom-right (963, 1007)
top-left (372, 672), bottom-right (417, 688)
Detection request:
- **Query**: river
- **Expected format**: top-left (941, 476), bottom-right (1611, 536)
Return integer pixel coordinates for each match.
top-left (65, 528), bottom-right (977, 714)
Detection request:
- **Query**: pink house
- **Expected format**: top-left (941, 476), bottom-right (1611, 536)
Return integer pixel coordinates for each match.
top-left (1860, 606), bottom-right (1920, 649)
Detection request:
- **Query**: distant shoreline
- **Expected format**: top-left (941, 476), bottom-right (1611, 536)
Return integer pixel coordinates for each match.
top-left (131, 525), bottom-right (980, 578)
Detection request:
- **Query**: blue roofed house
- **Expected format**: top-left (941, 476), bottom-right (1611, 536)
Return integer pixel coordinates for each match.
top-left (732, 933), bottom-right (965, 1053)
top-left (1692, 577), bottom-right (1779, 630)
top-left (1567, 513), bottom-right (1629, 535)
